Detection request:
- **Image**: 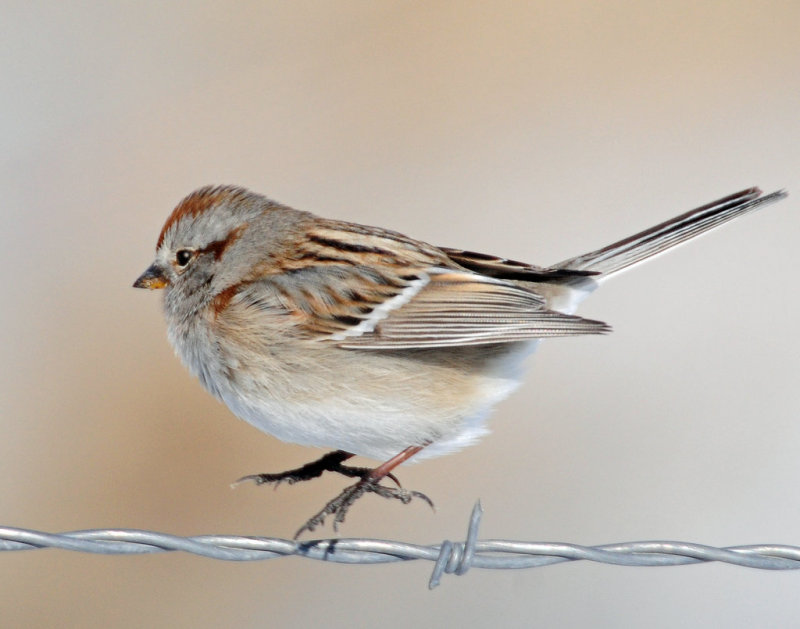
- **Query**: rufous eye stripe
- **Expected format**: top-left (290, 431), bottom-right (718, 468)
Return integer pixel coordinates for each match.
top-left (196, 224), bottom-right (247, 260)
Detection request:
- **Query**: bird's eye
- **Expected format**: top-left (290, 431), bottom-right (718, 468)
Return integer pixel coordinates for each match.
top-left (175, 249), bottom-right (194, 267)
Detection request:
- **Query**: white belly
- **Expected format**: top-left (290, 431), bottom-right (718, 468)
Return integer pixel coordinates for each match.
top-left (216, 340), bottom-right (540, 462)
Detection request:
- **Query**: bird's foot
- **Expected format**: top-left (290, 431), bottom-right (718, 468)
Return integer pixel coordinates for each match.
top-left (293, 477), bottom-right (434, 539)
top-left (234, 450), bottom-right (400, 489)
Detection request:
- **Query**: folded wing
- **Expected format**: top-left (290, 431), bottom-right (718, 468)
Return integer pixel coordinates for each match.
top-left (332, 269), bottom-right (609, 349)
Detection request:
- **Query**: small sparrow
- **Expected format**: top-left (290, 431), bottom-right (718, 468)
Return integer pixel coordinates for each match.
top-left (134, 185), bottom-right (787, 537)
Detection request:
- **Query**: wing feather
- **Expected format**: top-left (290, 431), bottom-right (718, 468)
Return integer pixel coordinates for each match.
top-left (335, 270), bottom-right (609, 349)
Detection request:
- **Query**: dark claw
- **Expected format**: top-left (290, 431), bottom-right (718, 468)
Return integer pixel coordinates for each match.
top-left (386, 472), bottom-right (401, 487)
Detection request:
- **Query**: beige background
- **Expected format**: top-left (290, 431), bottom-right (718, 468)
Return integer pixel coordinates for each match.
top-left (2, 2), bottom-right (799, 627)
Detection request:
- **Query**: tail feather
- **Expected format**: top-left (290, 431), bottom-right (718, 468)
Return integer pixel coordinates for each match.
top-left (556, 188), bottom-right (788, 278)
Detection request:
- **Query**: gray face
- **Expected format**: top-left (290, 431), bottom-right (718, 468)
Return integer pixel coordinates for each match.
top-left (139, 186), bottom-right (311, 322)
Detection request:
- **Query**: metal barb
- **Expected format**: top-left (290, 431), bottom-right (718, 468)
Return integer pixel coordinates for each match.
top-left (428, 500), bottom-right (483, 588)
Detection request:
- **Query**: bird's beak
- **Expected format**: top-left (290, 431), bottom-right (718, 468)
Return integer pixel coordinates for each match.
top-left (133, 263), bottom-right (169, 290)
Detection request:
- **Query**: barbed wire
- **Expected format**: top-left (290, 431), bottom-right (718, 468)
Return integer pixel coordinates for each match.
top-left (2, 502), bottom-right (800, 588)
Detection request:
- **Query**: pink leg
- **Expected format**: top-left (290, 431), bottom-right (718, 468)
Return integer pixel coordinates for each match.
top-left (367, 444), bottom-right (426, 482)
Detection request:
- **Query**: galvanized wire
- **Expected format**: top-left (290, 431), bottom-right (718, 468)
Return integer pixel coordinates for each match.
top-left (2, 502), bottom-right (800, 589)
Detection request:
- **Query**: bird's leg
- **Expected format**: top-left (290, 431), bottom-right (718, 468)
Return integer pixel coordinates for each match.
top-left (294, 444), bottom-right (433, 539)
top-left (235, 449), bottom-right (401, 488)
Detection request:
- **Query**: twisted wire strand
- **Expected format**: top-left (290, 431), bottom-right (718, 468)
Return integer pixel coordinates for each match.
top-left (2, 502), bottom-right (800, 589)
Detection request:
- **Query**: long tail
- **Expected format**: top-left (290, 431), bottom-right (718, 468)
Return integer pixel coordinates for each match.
top-left (556, 188), bottom-right (788, 279)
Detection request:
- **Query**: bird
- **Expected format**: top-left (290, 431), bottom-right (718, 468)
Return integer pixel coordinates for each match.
top-left (134, 185), bottom-right (787, 537)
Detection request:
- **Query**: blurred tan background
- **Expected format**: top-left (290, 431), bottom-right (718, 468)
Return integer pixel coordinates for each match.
top-left (1, 1), bottom-right (799, 627)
